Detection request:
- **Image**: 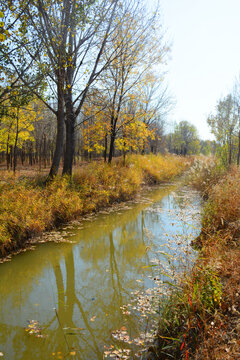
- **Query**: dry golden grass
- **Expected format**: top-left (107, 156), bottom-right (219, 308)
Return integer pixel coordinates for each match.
top-left (129, 153), bottom-right (191, 184)
top-left (188, 156), bottom-right (225, 198)
top-left (192, 238), bottom-right (240, 360)
top-left (151, 161), bottom-right (240, 359)
top-left (190, 164), bottom-right (240, 359)
top-left (202, 166), bottom-right (240, 233)
top-left (0, 154), bottom-right (189, 257)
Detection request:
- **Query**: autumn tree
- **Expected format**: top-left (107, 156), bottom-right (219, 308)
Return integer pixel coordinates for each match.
top-left (2, 0), bottom-right (170, 173)
top-left (96, 3), bottom-right (168, 163)
top-left (80, 75), bottom-right (168, 162)
top-left (80, 90), bottom-right (111, 159)
top-left (200, 140), bottom-right (216, 156)
top-left (168, 121), bottom-right (200, 155)
top-left (3, 0), bottom-right (122, 177)
top-left (0, 91), bottom-right (38, 172)
top-left (129, 72), bottom-right (172, 154)
top-left (232, 77), bottom-right (240, 165)
top-left (30, 100), bottom-right (56, 168)
top-left (207, 94), bottom-right (238, 166)
top-left (0, 1), bottom-right (25, 101)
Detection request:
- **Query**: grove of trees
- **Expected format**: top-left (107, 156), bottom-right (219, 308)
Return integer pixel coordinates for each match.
top-left (166, 121), bottom-right (201, 156)
top-left (0, 0), bottom-right (172, 176)
top-left (207, 80), bottom-right (240, 166)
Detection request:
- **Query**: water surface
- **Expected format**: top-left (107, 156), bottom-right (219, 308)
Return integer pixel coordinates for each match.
top-left (0, 184), bottom-right (201, 359)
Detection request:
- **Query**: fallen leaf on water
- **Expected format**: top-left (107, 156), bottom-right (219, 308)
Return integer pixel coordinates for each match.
top-left (120, 326), bottom-right (127, 331)
top-left (90, 316), bottom-right (96, 322)
top-left (25, 320), bottom-right (47, 338)
top-left (70, 351), bottom-right (76, 356)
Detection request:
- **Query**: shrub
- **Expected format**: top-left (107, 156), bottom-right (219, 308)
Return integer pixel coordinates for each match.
top-left (155, 266), bottom-right (222, 359)
top-left (202, 166), bottom-right (240, 232)
top-left (188, 156), bottom-right (225, 198)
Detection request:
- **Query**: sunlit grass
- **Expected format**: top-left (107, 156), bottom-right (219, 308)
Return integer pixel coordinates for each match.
top-left (128, 153), bottom-right (191, 184)
top-left (187, 159), bottom-right (240, 358)
top-left (0, 154), bottom-right (190, 256)
top-left (202, 166), bottom-right (240, 232)
top-left (187, 155), bottom-right (225, 198)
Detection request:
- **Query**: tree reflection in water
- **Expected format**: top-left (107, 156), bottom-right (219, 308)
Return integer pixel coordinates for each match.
top-left (0, 184), bottom-right (201, 360)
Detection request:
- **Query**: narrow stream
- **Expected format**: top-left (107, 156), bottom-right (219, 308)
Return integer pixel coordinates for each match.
top-left (0, 183), bottom-right (201, 360)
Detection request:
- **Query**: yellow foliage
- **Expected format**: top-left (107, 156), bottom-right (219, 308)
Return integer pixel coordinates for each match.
top-left (81, 102), bottom-right (110, 153)
top-left (0, 98), bottom-right (41, 151)
top-left (115, 121), bottom-right (154, 153)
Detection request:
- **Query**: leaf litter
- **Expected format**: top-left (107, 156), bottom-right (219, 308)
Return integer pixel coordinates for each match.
top-left (104, 188), bottom-right (201, 359)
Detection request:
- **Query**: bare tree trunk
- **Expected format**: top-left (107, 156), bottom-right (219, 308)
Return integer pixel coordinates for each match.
top-left (123, 150), bottom-right (126, 165)
top-left (62, 86), bottom-right (76, 176)
top-left (229, 141), bottom-right (232, 165)
top-left (237, 107), bottom-right (240, 166)
top-left (104, 134), bottom-right (107, 162)
top-left (108, 132), bottom-right (115, 164)
top-left (6, 134), bottom-right (10, 170)
top-left (48, 76), bottom-right (65, 179)
top-left (122, 133), bottom-right (126, 165)
top-left (21, 148), bottom-right (25, 165)
top-left (237, 129), bottom-right (240, 166)
top-left (62, 33), bottom-right (75, 176)
top-left (43, 134), bottom-right (47, 168)
top-left (48, 111), bottom-right (64, 178)
top-left (13, 107), bottom-right (19, 174)
top-left (10, 146), bottom-right (13, 168)
top-left (38, 138), bottom-right (42, 171)
top-left (29, 147), bottom-right (33, 166)
top-left (63, 85), bottom-right (75, 175)
top-left (108, 115), bottom-right (117, 164)
top-left (228, 130), bottom-right (233, 165)
top-left (62, 114), bottom-right (75, 176)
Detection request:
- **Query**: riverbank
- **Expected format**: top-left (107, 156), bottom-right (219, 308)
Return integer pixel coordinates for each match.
top-left (144, 158), bottom-right (240, 359)
top-left (192, 163), bottom-right (240, 359)
top-left (0, 171), bottom-right (201, 360)
top-left (0, 154), bottom-right (190, 259)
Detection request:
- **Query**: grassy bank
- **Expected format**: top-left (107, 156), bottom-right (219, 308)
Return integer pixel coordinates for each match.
top-left (193, 163), bottom-right (240, 358)
top-left (0, 154), bottom-right (190, 258)
top-left (144, 157), bottom-right (240, 359)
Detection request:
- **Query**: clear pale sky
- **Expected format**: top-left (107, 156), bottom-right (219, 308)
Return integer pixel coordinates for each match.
top-left (154, 0), bottom-right (240, 140)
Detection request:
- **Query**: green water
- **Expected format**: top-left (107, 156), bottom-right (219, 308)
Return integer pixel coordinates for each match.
top-left (0, 184), bottom-right (201, 360)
